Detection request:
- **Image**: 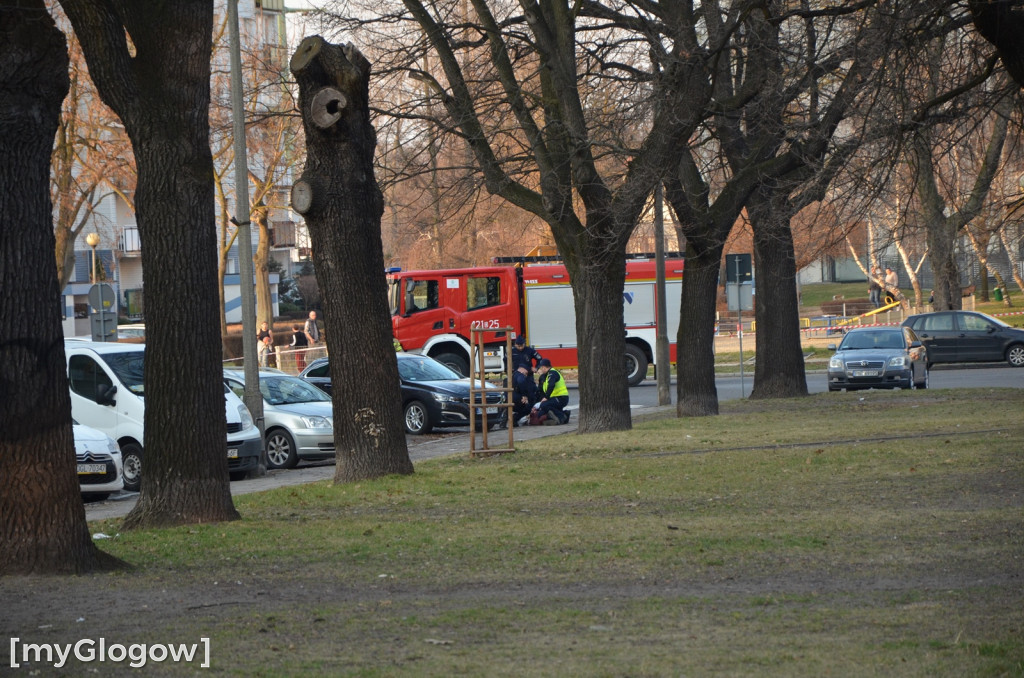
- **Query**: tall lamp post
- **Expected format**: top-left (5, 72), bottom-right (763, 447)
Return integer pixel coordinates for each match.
top-left (86, 232), bottom-right (100, 283)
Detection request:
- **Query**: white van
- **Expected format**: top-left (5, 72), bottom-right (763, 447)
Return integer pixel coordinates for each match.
top-left (65, 341), bottom-right (262, 492)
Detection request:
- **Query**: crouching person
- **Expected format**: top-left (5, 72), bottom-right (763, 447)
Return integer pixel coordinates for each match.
top-left (535, 359), bottom-right (570, 425)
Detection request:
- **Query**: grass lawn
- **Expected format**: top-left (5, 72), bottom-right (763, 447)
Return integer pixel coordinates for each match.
top-left (3, 389), bottom-right (1022, 676)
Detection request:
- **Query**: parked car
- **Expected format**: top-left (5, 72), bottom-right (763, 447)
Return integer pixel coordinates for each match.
top-left (827, 326), bottom-right (929, 392)
top-left (901, 310), bottom-right (1024, 368)
top-left (224, 370), bottom-right (335, 470)
top-left (65, 341), bottom-right (262, 491)
top-left (299, 353), bottom-right (505, 435)
top-left (74, 419), bottom-right (124, 500)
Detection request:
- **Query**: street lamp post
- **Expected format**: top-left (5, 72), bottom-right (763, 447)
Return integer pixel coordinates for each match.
top-left (86, 232), bottom-right (100, 284)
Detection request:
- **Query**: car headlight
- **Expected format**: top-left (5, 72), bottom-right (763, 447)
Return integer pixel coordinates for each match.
top-left (107, 439), bottom-right (121, 456)
top-left (888, 356), bottom-right (907, 367)
top-left (300, 415), bottom-right (333, 429)
top-left (431, 393), bottom-right (459, 403)
top-left (237, 404), bottom-right (255, 430)
top-left (829, 356), bottom-right (844, 369)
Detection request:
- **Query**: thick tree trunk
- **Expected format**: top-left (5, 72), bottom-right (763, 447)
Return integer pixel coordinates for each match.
top-left (926, 218), bottom-right (963, 311)
top-left (676, 241), bottom-right (724, 417)
top-left (60, 0), bottom-right (240, 527)
top-left (291, 36), bottom-right (413, 483)
top-left (123, 131), bottom-right (240, 528)
top-left (570, 257), bottom-right (632, 433)
top-left (748, 193), bottom-right (808, 399)
top-left (0, 1), bottom-right (118, 574)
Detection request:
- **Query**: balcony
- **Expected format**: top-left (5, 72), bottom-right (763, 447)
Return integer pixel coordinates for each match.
top-left (120, 227), bottom-right (141, 255)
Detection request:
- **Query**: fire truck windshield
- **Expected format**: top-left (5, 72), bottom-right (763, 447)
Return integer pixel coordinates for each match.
top-left (388, 278), bottom-right (400, 316)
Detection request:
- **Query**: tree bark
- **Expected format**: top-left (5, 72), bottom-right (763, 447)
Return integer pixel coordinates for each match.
top-left (675, 241), bottom-right (724, 417)
top-left (748, 190), bottom-right (808, 400)
top-left (291, 36), bottom-right (413, 483)
top-left (0, 0), bottom-right (120, 574)
top-left (60, 0), bottom-right (239, 527)
top-left (571, 255), bottom-right (632, 433)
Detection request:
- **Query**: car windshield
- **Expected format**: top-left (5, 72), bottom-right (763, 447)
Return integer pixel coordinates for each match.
top-left (839, 331), bottom-right (905, 351)
top-left (398, 356), bottom-right (461, 382)
top-left (259, 376), bottom-right (330, 405)
top-left (100, 351), bottom-right (146, 394)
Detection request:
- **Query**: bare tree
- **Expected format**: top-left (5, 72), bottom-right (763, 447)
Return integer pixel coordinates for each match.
top-left (0, 0), bottom-right (119, 574)
top-left (60, 0), bottom-right (239, 528)
top-left (290, 37), bottom-right (414, 482)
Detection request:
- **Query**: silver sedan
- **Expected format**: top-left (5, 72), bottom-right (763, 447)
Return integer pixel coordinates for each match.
top-left (224, 370), bottom-right (335, 469)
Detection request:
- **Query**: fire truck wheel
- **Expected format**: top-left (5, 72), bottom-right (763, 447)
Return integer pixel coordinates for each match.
top-left (435, 352), bottom-right (469, 377)
top-left (403, 400), bottom-right (434, 435)
top-left (624, 344), bottom-right (648, 386)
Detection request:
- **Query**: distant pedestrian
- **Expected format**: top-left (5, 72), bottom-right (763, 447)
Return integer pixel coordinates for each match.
top-left (291, 324), bottom-right (309, 371)
top-left (868, 267), bottom-right (882, 308)
top-left (258, 335), bottom-right (272, 367)
top-left (884, 267), bottom-right (899, 300)
top-left (304, 310), bottom-right (320, 345)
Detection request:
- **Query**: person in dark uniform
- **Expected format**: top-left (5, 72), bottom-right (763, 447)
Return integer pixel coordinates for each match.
top-left (511, 335), bottom-right (542, 373)
top-left (508, 364), bottom-right (540, 426)
top-left (535, 359), bottom-right (569, 425)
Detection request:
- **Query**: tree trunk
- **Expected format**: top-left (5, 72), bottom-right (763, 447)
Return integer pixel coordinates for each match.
top-left (570, 256), bottom-right (632, 433)
top-left (254, 206), bottom-right (274, 325)
top-left (676, 241), bottom-right (725, 417)
top-left (291, 36), bottom-right (413, 483)
top-left (748, 192), bottom-right (808, 399)
top-left (926, 217), bottom-right (963, 311)
top-left (0, 1), bottom-right (119, 574)
top-left (60, 0), bottom-right (240, 528)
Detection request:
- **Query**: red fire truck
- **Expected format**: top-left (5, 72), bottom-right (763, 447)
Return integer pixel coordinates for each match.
top-left (387, 255), bottom-right (684, 385)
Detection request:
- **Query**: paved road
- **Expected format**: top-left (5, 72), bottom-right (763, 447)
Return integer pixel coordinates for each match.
top-left (626, 364), bottom-right (1023, 406)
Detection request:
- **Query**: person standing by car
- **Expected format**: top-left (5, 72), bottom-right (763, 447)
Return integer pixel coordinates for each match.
top-left (304, 310), bottom-right (321, 346)
top-left (290, 324), bottom-right (309, 371)
top-left (868, 267), bottom-right (882, 308)
top-left (535, 358), bottom-right (569, 425)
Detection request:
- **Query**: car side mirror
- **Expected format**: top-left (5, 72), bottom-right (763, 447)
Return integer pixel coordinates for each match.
top-left (827, 344), bottom-right (837, 351)
top-left (97, 384), bottom-right (117, 406)
top-left (987, 326), bottom-right (996, 333)
top-left (910, 340), bottom-right (922, 348)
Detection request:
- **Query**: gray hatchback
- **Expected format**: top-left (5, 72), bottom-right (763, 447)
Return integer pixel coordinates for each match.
top-left (827, 326), bottom-right (929, 392)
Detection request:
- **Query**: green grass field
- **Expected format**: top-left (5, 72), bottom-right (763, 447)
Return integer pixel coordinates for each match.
top-left (5, 388), bottom-right (1020, 677)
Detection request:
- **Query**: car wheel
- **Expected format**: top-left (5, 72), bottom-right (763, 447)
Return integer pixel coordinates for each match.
top-left (266, 428), bottom-right (299, 469)
top-left (404, 400), bottom-right (433, 435)
top-left (625, 344), bottom-right (648, 386)
top-left (434, 352), bottom-right (469, 377)
top-left (229, 471), bottom-right (248, 481)
top-left (1006, 344), bottom-right (1024, 368)
top-left (120, 442), bottom-right (142, 493)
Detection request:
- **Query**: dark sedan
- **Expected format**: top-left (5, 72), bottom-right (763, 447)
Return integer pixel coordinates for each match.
top-left (300, 353), bottom-right (504, 434)
top-left (902, 310), bottom-right (1024, 368)
top-left (827, 326), bottom-right (929, 392)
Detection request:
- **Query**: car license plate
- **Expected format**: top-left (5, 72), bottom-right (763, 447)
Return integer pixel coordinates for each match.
top-left (227, 448), bottom-right (239, 459)
top-left (476, 407), bottom-right (499, 415)
top-left (852, 370), bottom-right (879, 377)
top-left (77, 463), bottom-right (106, 474)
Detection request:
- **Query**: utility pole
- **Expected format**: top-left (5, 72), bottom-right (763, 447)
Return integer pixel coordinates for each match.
top-left (228, 0), bottom-right (266, 474)
top-left (654, 184), bottom-right (671, 406)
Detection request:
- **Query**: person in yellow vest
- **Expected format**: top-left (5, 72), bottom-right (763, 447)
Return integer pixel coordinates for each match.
top-left (535, 359), bottom-right (570, 425)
